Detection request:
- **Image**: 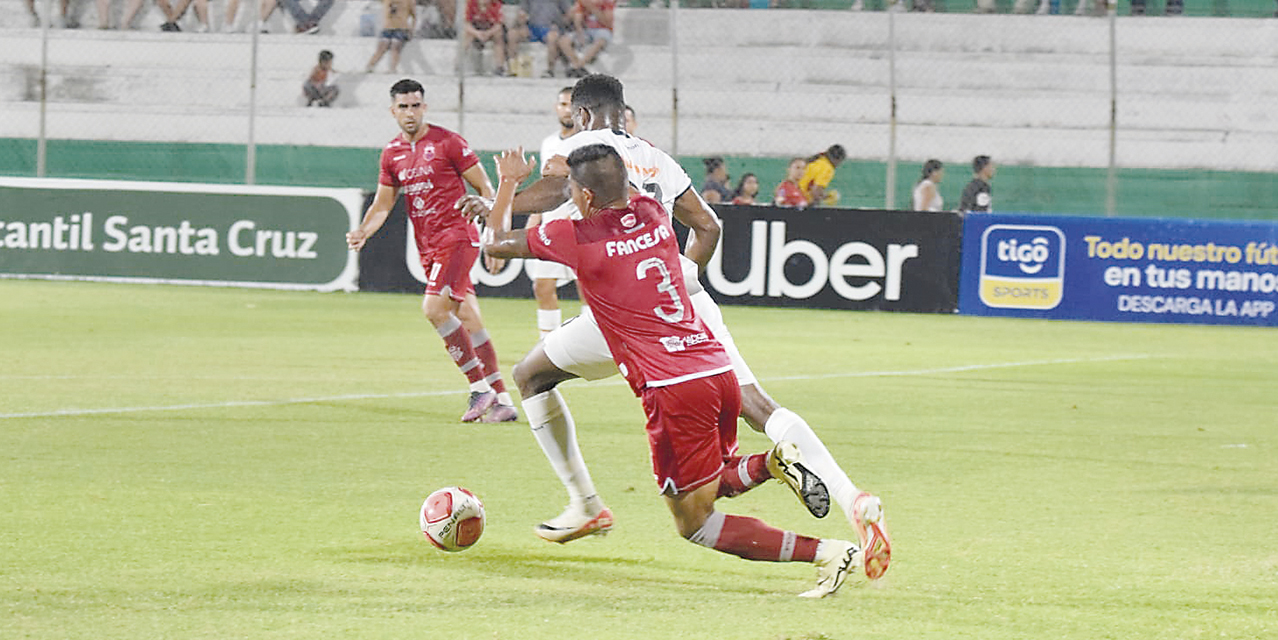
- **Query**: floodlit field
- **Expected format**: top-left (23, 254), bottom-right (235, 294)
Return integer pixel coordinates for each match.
top-left (2, 280), bottom-right (1274, 640)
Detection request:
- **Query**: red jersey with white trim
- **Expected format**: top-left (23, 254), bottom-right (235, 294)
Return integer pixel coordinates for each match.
top-left (527, 195), bottom-right (731, 395)
top-left (378, 125), bottom-right (481, 252)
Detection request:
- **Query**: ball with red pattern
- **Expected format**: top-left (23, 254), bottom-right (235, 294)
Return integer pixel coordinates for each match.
top-left (420, 486), bottom-right (485, 552)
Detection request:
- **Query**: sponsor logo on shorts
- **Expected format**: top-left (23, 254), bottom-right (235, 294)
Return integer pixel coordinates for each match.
top-left (978, 224), bottom-right (1066, 309)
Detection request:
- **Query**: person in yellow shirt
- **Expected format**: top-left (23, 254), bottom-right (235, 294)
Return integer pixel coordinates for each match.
top-left (798, 144), bottom-right (846, 207)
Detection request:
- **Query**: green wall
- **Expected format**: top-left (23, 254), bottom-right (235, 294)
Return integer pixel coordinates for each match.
top-left (3, 138), bottom-right (1274, 220)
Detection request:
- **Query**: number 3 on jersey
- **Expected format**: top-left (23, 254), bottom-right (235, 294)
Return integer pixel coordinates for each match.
top-left (636, 257), bottom-right (685, 324)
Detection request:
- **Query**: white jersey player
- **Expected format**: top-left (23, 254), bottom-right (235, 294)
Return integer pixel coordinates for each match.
top-left (525, 87), bottom-right (583, 338)
top-left (463, 75), bottom-right (891, 581)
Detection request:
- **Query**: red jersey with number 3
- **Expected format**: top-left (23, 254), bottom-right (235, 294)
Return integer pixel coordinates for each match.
top-left (378, 125), bottom-right (481, 253)
top-left (527, 195), bottom-right (732, 395)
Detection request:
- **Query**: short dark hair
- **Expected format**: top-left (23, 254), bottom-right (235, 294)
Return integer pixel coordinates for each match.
top-left (973, 155), bottom-right (992, 174)
top-left (571, 74), bottom-right (625, 115)
top-left (567, 144), bottom-right (627, 204)
top-left (702, 156), bottom-right (724, 173)
top-left (319, 50), bottom-right (333, 62)
top-left (921, 159), bottom-right (943, 180)
top-left (390, 78), bottom-right (424, 98)
top-left (559, 86), bottom-right (575, 96)
top-left (827, 144), bottom-right (847, 162)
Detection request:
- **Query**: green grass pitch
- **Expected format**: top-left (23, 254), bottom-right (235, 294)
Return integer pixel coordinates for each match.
top-left (2, 280), bottom-right (1274, 640)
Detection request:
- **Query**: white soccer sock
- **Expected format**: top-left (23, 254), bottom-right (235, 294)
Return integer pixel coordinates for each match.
top-left (522, 389), bottom-right (599, 510)
top-left (764, 407), bottom-right (859, 519)
top-left (537, 308), bottom-right (562, 338)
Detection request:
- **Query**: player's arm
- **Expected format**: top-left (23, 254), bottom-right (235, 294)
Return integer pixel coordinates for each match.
top-left (347, 183), bottom-right (398, 251)
top-left (461, 162), bottom-right (495, 198)
top-left (482, 149), bottom-right (537, 260)
top-left (671, 187), bottom-right (722, 272)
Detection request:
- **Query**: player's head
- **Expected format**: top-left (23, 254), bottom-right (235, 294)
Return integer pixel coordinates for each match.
top-left (389, 79), bottom-right (427, 136)
top-left (570, 74), bottom-right (626, 132)
top-left (623, 104), bottom-right (637, 134)
top-left (921, 158), bottom-right (944, 182)
top-left (555, 86), bottom-right (575, 131)
top-left (973, 155), bottom-right (995, 179)
top-left (566, 144), bottom-right (628, 216)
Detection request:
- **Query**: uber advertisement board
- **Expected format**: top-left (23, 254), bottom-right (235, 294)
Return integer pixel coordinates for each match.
top-left (0, 178), bottom-right (361, 290)
top-left (959, 213), bottom-right (1278, 326)
top-left (359, 200), bottom-right (963, 314)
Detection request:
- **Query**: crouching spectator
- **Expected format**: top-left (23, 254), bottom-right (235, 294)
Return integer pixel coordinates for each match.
top-left (304, 49), bottom-right (339, 107)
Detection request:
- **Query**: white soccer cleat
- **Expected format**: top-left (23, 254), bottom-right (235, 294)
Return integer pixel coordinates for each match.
top-left (534, 504), bottom-right (614, 544)
top-left (852, 492), bottom-right (891, 580)
top-left (766, 441), bottom-right (831, 518)
top-left (799, 540), bottom-right (861, 598)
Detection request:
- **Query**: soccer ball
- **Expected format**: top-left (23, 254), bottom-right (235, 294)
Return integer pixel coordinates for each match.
top-left (420, 486), bottom-right (485, 552)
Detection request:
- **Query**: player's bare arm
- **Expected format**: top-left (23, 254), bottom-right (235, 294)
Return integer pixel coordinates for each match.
top-left (347, 183), bottom-right (399, 250)
top-left (671, 188), bottom-right (722, 272)
top-left (461, 163), bottom-right (496, 199)
top-left (482, 149), bottom-right (536, 260)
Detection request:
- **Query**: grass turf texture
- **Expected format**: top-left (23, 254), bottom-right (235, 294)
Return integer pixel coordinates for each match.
top-left (2, 280), bottom-right (1275, 640)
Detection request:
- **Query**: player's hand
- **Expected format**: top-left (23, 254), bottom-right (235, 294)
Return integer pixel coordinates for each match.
top-left (346, 229), bottom-right (368, 251)
top-left (483, 252), bottom-right (506, 274)
top-left (456, 194), bottom-right (494, 222)
top-left (495, 147), bottom-right (534, 184)
top-left (542, 154), bottom-right (569, 178)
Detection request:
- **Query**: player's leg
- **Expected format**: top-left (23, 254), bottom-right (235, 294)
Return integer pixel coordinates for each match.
top-left (456, 293), bottom-right (517, 422)
top-left (533, 277), bottom-right (560, 338)
top-left (655, 374), bottom-right (860, 597)
top-left (517, 311), bottom-right (616, 542)
top-left (419, 245), bottom-right (497, 422)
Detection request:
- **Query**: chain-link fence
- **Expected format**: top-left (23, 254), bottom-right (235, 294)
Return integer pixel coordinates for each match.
top-left (2, 0), bottom-right (1275, 219)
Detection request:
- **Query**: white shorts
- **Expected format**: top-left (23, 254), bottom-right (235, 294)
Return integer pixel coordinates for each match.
top-left (525, 258), bottom-right (576, 285)
top-left (542, 291), bottom-right (757, 386)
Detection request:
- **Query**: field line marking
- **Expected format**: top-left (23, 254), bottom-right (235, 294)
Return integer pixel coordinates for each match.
top-left (1, 354), bottom-right (1152, 420)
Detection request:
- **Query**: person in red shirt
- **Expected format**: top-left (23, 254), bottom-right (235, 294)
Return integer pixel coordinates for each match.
top-left (478, 143), bottom-right (863, 598)
top-left (346, 79), bottom-right (517, 423)
top-left (461, 0), bottom-right (509, 76)
top-left (773, 156), bottom-right (809, 208)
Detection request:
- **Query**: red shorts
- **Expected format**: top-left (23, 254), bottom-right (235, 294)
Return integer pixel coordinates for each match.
top-left (420, 240), bottom-right (478, 302)
top-left (641, 370), bottom-right (742, 495)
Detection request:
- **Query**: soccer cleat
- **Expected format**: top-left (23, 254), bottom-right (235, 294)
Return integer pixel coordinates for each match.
top-left (766, 441), bottom-right (831, 518)
top-left (799, 540), bottom-right (861, 598)
top-left (481, 403), bottom-right (519, 423)
top-left (852, 492), bottom-right (891, 580)
top-left (534, 505), bottom-right (614, 544)
top-left (461, 390), bottom-right (497, 423)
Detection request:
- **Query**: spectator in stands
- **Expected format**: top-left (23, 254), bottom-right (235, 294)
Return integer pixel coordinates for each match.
top-left (623, 103), bottom-right (637, 135)
top-left (556, 0), bottom-right (613, 78)
top-left (223, 0), bottom-right (273, 31)
top-left (366, 0), bottom-right (416, 73)
top-left (798, 144), bottom-right (845, 207)
top-left (161, 0), bottom-right (210, 31)
top-left (911, 159), bottom-right (944, 212)
top-left (700, 156), bottom-right (733, 205)
top-left (508, 0), bottom-right (572, 78)
top-left (731, 173), bottom-right (762, 205)
top-left (773, 157), bottom-right (809, 208)
top-left (958, 155), bottom-right (995, 213)
top-left (276, 0), bottom-right (334, 33)
top-left (461, 0), bottom-right (509, 76)
top-left (417, 0), bottom-right (458, 38)
top-left (304, 49), bottom-right (340, 107)
top-left (26, 0), bottom-right (74, 28)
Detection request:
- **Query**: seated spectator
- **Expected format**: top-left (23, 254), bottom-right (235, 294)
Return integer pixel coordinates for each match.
top-left (773, 157), bottom-right (808, 208)
top-left (161, 0), bottom-right (210, 31)
top-left (911, 159), bottom-right (944, 212)
top-left (507, 0), bottom-right (572, 78)
top-left (799, 144), bottom-right (845, 207)
top-left (277, 0), bottom-right (334, 33)
top-left (731, 173), bottom-right (762, 205)
top-left (417, 0), bottom-right (458, 38)
top-left (366, 0), bottom-right (416, 73)
top-left (26, 0), bottom-right (71, 27)
top-left (223, 0), bottom-right (273, 32)
top-left (304, 49), bottom-right (340, 107)
top-left (555, 0), bottom-right (613, 78)
top-left (461, 0), bottom-right (509, 76)
top-left (700, 156), bottom-right (733, 205)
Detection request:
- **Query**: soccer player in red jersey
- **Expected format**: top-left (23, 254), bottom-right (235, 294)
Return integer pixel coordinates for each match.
top-left (346, 78), bottom-right (517, 423)
top-left (479, 143), bottom-right (863, 598)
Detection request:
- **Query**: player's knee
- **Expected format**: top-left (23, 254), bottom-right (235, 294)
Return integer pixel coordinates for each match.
top-left (511, 361), bottom-right (548, 397)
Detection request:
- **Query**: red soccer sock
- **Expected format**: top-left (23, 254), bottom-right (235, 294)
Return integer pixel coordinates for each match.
top-left (436, 316), bottom-right (487, 385)
top-left (717, 453), bottom-right (771, 499)
top-left (470, 329), bottom-right (507, 395)
top-left (689, 511), bottom-right (818, 562)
